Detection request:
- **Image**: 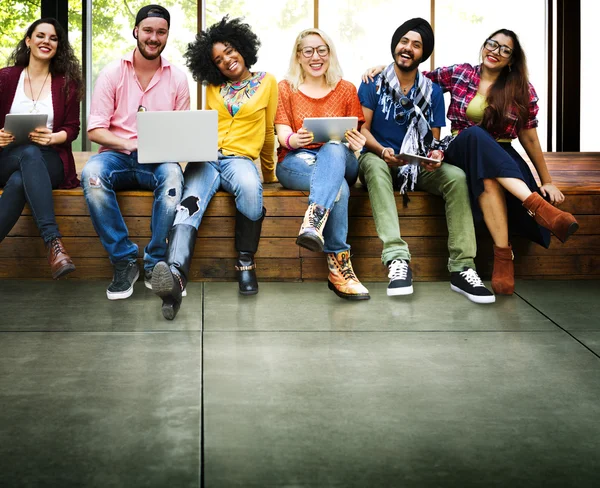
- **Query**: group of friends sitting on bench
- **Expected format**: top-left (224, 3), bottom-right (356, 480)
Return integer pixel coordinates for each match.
top-left (0, 5), bottom-right (579, 320)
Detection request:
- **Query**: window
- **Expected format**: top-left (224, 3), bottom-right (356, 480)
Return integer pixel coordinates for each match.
top-left (319, 0), bottom-right (430, 87)
top-left (435, 0), bottom-right (548, 148)
top-left (205, 0), bottom-right (314, 83)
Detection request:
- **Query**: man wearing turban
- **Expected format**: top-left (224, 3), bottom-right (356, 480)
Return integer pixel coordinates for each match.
top-left (357, 18), bottom-right (494, 304)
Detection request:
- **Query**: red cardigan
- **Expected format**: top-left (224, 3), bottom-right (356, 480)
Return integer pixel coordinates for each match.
top-left (0, 66), bottom-right (80, 188)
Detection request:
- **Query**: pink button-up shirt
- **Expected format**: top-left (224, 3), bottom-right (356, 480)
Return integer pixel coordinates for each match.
top-left (88, 49), bottom-right (190, 153)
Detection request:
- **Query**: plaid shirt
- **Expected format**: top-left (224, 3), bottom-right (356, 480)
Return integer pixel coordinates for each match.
top-left (424, 63), bottom-right (539, 140)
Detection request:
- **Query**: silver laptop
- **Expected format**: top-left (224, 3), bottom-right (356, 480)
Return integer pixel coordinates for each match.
top-left (136, 110), bottom-right (218, 164)
top-left (303, 116), bottom-right (358, 143)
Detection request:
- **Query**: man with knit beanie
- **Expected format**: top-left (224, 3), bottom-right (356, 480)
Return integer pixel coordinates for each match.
top-left (358, 18), bottom-right (495, 304)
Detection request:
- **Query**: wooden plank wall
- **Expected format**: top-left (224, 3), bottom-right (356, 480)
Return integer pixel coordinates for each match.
top-left (1, 152), bottom-right (598, 281)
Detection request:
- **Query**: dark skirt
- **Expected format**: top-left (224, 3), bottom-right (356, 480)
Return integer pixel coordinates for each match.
top-left (445, 126), bottom-right (551, 248)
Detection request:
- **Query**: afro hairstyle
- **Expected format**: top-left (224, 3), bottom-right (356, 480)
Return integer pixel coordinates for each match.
top-left (185, 16), bottom-right (261, 86)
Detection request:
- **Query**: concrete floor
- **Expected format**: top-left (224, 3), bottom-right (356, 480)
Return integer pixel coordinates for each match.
top-left (0, 279), bottom-right (599, 487)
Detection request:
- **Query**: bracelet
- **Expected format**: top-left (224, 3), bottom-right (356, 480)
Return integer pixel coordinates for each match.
top-left (381, 147), bottom-right (388, 159)
top-left (285, 132), bottom-right (295, 150)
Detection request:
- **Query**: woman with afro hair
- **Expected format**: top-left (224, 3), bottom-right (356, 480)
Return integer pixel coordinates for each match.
top-left (151, 16), bottom-right (277, 320)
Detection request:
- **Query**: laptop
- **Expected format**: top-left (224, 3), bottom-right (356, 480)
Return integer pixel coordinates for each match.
top-left (303, 116), bottom-right (358, 143)
top-left (136, 110), bottom-right (218, 164)
top-left (4, 113), bottom-right (48, 146)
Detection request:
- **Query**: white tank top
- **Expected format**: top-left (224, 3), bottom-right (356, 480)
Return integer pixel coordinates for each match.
top-left (9, 70), bottom-right (55, 130)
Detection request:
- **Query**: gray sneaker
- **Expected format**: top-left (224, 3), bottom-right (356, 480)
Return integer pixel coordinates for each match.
top-left (107, 260), bottom-right (139, 300)
top-left (144, 269), bottom-right (153, 290)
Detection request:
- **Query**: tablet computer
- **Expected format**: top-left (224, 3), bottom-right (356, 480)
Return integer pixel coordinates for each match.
top-left (303, 117), bottom-right (358, 143)
top-left (4, 113), bottom-right (49, 146)
top-left (393, 152), bottom-right (441, 166)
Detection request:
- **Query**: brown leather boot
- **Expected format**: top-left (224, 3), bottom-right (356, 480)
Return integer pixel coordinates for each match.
top-left (46, 237), bottom-right (76, 279)
top-left (492, 244), bottom-right (514, 295)
top-left (522, 193), bottom-right (579, 243)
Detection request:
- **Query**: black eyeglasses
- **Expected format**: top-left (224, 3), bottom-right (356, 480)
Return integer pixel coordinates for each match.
top-left (299, 45), bottom-right (329, 58)
top-left (484, 39), bottom-right (513, 58)
top-left (394, 97), bottom-right (414, 123)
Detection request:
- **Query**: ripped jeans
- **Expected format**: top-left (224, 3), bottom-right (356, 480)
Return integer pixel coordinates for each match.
top-left (81, 150), bottom-right (183, 270)
top-left (276, 142), bottom-right (358, 254)
top-left (173, 153), bottom-right (263, 228)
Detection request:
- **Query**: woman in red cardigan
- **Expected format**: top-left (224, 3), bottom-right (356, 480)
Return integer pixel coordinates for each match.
top-left (0, 18), bottom-right (82, 279)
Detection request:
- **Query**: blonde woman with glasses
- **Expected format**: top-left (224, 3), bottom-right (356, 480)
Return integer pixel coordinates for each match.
top-left (275, 28), bottom-right (369, 300)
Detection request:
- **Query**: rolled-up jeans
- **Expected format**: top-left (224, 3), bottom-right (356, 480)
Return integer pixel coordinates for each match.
top-left (81, 150), bottom-right (183, 271)
top-left (0, 143), bottom-right (64, 243)
top-left (276, 142), bottom-right (358, 254)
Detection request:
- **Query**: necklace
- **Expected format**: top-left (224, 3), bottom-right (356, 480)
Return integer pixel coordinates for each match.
top-left (26, 67), bottom-right (50, 113)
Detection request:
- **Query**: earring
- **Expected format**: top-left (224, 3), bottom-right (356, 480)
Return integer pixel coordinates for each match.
top-left (508, 65), bottom-right (512, 72)
top-left (26, 47), bottom-right (30, 55)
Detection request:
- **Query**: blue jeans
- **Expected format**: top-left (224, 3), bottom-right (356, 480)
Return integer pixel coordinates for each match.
top-left (81, 150), bottom-right (183, 270)
top-left (0, 144), bottom-right (64, 243)
top-left (276, 142), bottom-right (358, 254)
top-left (174, 153), bottom-right (263, 228)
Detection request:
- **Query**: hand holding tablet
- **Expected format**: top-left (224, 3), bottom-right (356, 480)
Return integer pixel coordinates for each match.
top-left (387, 151), bottom-right (443, 172)
top-left (303, 116), bottom-right (358, 143)
top-left (3, 113), bottom-right (49, 146)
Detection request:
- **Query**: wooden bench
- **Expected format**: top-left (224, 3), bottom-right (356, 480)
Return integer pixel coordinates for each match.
top-left (1, 152), bottom-right (599, 281)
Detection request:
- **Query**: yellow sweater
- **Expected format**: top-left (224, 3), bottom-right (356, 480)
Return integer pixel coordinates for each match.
top-left (206, 72), bottom-right (278, 182)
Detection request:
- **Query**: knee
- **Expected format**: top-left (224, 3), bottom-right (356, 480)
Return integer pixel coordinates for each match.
top-left (320, 141), bottom-right (348, 161)
top-left (81, 157), bottom-right (107, 191)
top-left (482, 178), bottom-right (501, 193)
top-left (19, 144), bottom-right (44, 163)
top-left (360, 155), bottom-right (390, 182)
top-left (156, 164), bottom-right (183, 198)
top-left (440, 164), bottom-right (468, 192)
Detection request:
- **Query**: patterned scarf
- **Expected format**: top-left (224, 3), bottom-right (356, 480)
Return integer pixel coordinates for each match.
top-left (221, 71), bottom-right (265, 116)
top-left (378, 64), bottom-right (435, 193)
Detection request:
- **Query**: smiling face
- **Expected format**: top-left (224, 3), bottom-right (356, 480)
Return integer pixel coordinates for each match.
top-left (482, 33), bottom-right (514, 71)
top-left (25, 23), bottom-right (58, 62)
top-left (393, 30), bottom-right (423, 73)
top-left (297, 34), bottom-right (330, 79)
top-left (211, 42), bottom-right (249, 82)
top-left (134, 17), bottom-right (169, 61)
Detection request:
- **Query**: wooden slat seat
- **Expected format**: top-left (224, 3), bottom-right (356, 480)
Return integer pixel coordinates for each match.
top-left (1, 152), bottom-right (598, 281)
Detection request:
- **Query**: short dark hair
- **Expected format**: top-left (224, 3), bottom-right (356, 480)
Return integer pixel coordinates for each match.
top-left (184, 16), bottom-right (260, 86)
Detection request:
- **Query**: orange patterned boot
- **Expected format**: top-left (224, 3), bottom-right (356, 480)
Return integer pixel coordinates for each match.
top-left (522, 193), bottom-right (579, 243)
top-left (492, 244), bottom-right (515, 295)
top-left (326, 250), bottom-right (370, 300)
top-left (296, 203), bottom-right (330, 252)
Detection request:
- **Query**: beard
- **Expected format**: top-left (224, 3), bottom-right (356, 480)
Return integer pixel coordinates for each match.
top-left (137, 39), bottom-right (165, 60)
top-left (395, 51), bottom-right (422, 72)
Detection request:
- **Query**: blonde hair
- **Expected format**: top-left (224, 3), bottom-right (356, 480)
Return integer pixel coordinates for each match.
top-left (285, 28), bottom-right (343, 91)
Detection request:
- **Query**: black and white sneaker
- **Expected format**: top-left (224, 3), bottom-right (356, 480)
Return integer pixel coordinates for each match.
top-left (107, 260), bottom-right (139, 300)
top-left (450, 267), bottom-right (495, 304)
top-left (387, 259), bottom-right (413, 296)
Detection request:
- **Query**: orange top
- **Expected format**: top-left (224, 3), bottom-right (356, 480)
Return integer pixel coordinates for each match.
top-left (275, 79), bottom-right (365, 162)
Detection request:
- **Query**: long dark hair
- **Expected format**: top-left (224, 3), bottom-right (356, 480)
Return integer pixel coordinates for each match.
top-left (480, 29), bottom-right (530, 135)
top-left (8, 18), bottom-right (83, 100)
top-left (185, 16), bottom-right (260, 86)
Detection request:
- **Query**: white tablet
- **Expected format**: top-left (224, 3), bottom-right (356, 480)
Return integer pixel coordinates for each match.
top-left (303, 117), bottom-right (358, 143)
top-left (4, 113), bottom-right (49, 145)
top-left (393, 152), bottom-right (441, 166)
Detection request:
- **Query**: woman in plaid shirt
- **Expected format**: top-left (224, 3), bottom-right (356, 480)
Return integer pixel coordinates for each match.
top-left (364, 29), bottom-right (579, 296)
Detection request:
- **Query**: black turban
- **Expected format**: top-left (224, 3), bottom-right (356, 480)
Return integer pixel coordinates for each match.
top-left (390, 17), bottom-right (434, 63)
